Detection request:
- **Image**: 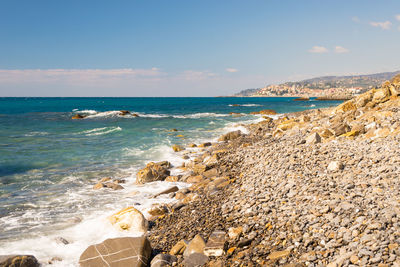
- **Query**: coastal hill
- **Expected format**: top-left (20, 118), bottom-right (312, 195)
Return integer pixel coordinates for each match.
top-left (234, 70), bottom-right (400, 98)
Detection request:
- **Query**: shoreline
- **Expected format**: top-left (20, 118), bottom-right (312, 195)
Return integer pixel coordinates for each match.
top-left (145, 78), bottom-right (400, 266)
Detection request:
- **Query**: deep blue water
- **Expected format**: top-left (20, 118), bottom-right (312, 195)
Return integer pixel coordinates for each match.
top-left (0, 97), bottom-right (342, 244)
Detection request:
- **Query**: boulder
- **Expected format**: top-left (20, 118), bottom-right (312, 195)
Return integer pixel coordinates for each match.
top-left (150, 254), bottom-right (177, 267)
top-left (355, 91), bottom-right (374, 108)
top-left (184, 235), bottom-right (206, 258)
top-left (372, 87), bottom-right (391, 103)
top-left (71, 114), bottom-right (86, 119)
top-left (331, 123), bottom-right (351, 136)
top-left (334, 101), bottom-right (356, 113)
top-left (0, 255), bottom-right (39, 267)
top-left (250, 109), bottom-right (277, 115)
top-left (320, 129), bottom-right (334, 139)
top-left (136, 162), bottom-right (170, 184)
top-left (198, 142), bottom-right (212, 148)
top-left (152, 186), bottom-right (179, 198)
top-left (108, 207), bottom-right (148, 233)
top-left (104, 182), bottom-right (124, 190)
top-left (218, 130), bottom-right (242, 142)
top-left (119, 110), bottom-right (131, 116)
top-left (305, 132), bottom-right (321, 144)
top-left (204, 231), bottom-right (226, 257)
top-left (93, 182), bottom-right (106, 189)
top-left (188, 143), bottom-right (197, 148)
top-left (183, 253), bottom-right (209, 267)
top-left (392, 74), bottom-right (400, 83)
top-left (172, 144), bottom-right (184, 152)
top-left (79, 236), bottom-right (151, 267)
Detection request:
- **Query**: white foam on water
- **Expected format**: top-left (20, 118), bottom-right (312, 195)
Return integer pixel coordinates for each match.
top-left (24, 131), bottom-right (49, 137)
top-left (228, 104), bottom-right (262, 107)
top-left (75, 109), bottom-right (97, 115)
top-left (172, 112), bottom-right (230, 119)
top-left (79, 126), bottom-right (122, 136)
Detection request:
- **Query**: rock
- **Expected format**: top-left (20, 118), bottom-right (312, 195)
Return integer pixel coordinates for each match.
top-left (165, 176), bottom-right (179, 182)
top-left (99, 177), bottom-right (112, 183)
top-left (335, 101), bottom-right (356, 113)
top-left (204, 231), bottom-right (225, 257)
top-left (152, 186), bottom-right (179, 198)
top-left (228, 226), bottom-right (243, 239)
top-left (79, 236), bottom-right (151, 267)
top-left (108, 207), bottom-right (148, 233)
top-left (331, 123), bottom-right (351, 136)
top-left (136, 162), bottom-right (170, 184)
top-left (55, 236), bottom-right (69, 245)
top-left (187, 175), bottom-right (204, 184)
top-left (327, 161), bottom-right (344, 172)
top-left (188, 143), bottom-right (197, 148)
top-left (148, 206), bottom-right (167, 217)
top-left (71, 114), bottom-right (86, 119)
top-left (268, 250), bottom-right (290, 260)
top-left (93, 182), bottom-right (105, 189)
top-left (119, 110), bottom-right (131, 116)
top-left (320, 128), bottom-right (334, 138)
top-left (218, 130), bottom-right (242, 142)
top-left (192, 164), bottom-right (209, 174)
top-left (170, 240), bottom-right (188, 255)
top-left (184, 235), bottom-right (206, 258)
top-left (372, 87), bottom-right (391, 103)
top-left (104, 182), bottom-right (124, 190)
top-left (306, 132), bottom-right (321, 144)
top-left (170, 128), bottom-right (178, 132)
top-left (172, 144), bottom-right (185, 152)
top-left (0, 255), bottom-right (39, 267)
top-left (203, 168), bottom-right (218, 178)
top-left (198, 142), bottom-right (212, 148)
top-left (183, 253), bottom-right (209, 267)
top-left (250, 109), bottom-right (277, 115)
top-left (150, 254), bottom-right (177, 267)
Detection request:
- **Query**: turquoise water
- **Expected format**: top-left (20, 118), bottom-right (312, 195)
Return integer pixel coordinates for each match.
top-left (0, 97), bottom-right (341, 264)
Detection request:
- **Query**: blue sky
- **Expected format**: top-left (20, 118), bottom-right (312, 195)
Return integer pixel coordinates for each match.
top-left (1, 0), bottom-right (400, 96)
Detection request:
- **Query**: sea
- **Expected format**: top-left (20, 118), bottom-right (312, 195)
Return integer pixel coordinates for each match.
top-left (0, 97), bottom-right (342, 266)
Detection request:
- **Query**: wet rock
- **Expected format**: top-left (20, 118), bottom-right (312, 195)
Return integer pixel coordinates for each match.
top-left (198, 142), bottom-right (212, 148)
top-left (104, 182), bottom-right (124, 190)
top-left (108, 207), bottom-right (148, 233)
top-left (55, 236), bottom-right (69, 245)
top-left (136, 162), bottom-right (170, 184)
top-left (0, 255), bottom-right (39, 267)
top-left (71, 114), bottom-right (86, 119)
top-left (119, 110), bottom-right (131, 116)
top-left (152, 186), bottom-right (179, 198)
top-left (250, 109), bottom-right (277, 115)
top-left (172, 144), bottom-right (185, 152)
top-left (79, 236), bottom-right (151, 267)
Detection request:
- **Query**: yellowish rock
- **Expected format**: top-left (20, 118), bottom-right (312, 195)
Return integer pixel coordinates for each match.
top-left (170, 240), bottom-right (187, 255)
top-left (340, 130), bottom-right (360, 137)
top-left (172, 144), bottom-right (184, 152)
top-left (108, 207), bottom-right (148, 233)
top-left (335, 100), bottom-right (356, 113)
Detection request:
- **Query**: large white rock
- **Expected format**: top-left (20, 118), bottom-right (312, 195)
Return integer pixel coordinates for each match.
top-left (108, 207), bottom-right (148, 234)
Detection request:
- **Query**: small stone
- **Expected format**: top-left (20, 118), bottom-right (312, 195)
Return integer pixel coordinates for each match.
top-left (150, 254), bottom-right (177, 267)
top-left (172, 144), bottom-right (185, 152)
top-left (183, 253), bottom-right (208, 267)
top-left (268, 250), bottom-right (290, 260)
top-left (327, 161), bottom-right (344, 172)
top-left (183, 235), bottom-right (206, 258)
top-left (170, 240), bottom-right (187, 255)
top-left (350, 255), bottom-right (359, 264)
top-left (306, 132), bottom-right (321, 144)
top-left (228, 226), bottom-right (243, 239)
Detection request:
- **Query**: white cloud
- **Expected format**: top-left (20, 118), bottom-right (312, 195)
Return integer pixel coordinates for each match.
top-left (308, 46), bottom-right (329, 54)
top-left (369, 21), bottom-right (392, 30)
top-left (352, 16), bottom-right (360, 23)
top-left (396, 14), bottom-right (400, 21)
top-left (226, 68), bottom-right (238, 73)
top-left (334, 46), bottom-right (350, 54)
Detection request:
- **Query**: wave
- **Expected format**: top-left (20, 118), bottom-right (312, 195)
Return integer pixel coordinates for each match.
top-left (74, 110), bottom-right (231, 119)
top-left (172, 113), bottom-right (230, 119)
top-left (74, 109), bottom-right (97, 115)
top-left (81, 127), bottom-right (122, 136)
top-left (228, 104), bottom-right (262, 107)
top-left (24, 131), bottom-right (49, 137)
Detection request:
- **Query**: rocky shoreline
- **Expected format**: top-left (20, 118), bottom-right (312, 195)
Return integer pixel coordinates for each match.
top-left (3, 75), bottom-right (400, 266)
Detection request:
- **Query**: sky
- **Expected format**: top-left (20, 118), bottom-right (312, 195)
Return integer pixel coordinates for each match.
top-left (0, 0), bottom-right (400, 97)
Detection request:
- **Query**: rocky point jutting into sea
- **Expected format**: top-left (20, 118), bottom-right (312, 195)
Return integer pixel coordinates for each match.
top-left (4, 74), bottom-right (400, 266)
